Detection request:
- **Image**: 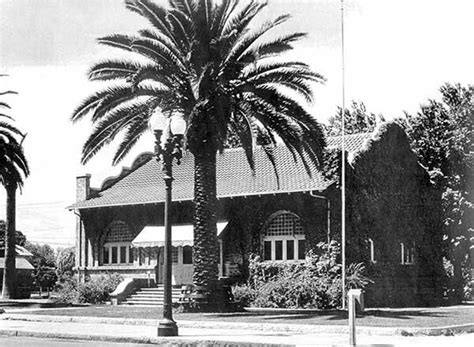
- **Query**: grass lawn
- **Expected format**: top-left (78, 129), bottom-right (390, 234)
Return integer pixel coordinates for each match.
top-left (9, 304), bottom-right (474, 328)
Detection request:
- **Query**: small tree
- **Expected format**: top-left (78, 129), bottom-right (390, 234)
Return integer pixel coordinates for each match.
top-left (56, 247), bottom-right (75, 281)
top-left (25, 242), bottom-right (58, 296)
top-left (404, 83), bottom-right (473, 302)
top-left (325, 101), bottom-right (385, 136)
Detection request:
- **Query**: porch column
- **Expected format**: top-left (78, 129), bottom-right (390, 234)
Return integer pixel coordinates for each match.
top-left (76, 174), bottom-right (91, 277)
top-left (218, 239), bottom-right (224, 277)
top-left (88, 238), bottom-right (94, 267)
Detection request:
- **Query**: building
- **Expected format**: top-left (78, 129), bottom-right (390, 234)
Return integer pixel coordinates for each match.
top-left (0, 245), bottom-right (34, 298)
top-left (70, 123), bottom-right (444, 307)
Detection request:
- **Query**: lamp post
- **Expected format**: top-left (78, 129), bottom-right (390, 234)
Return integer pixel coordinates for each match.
top-left (153, 115), bottom-right (185, 337)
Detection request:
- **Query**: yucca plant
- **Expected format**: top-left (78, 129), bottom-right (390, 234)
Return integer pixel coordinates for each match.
top-left (71, 0), bottom-right (326, 290)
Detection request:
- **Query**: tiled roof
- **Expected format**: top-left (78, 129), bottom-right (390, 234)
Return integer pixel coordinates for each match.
top-left (71, 133), bottom-right (372, 210)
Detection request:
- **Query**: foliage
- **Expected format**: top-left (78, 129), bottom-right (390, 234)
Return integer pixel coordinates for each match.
top-left (0, 75), bottom-right (29, 190)
top-left (72, 0), bottom-right (326, 167)
top-left (235, 242), bottom-right (371, 309)
top-left (24, 242), bottom-right (58, 290)
top-left (325, 101), bottom-right (385, 136)
top-left (0, 220), bottom-right (27, 248)
top-left (55, 247), bottom-right (75, 281)
top-left (404, 83), bottom-right (473, 302)
top-left (72, 0), bottom-right (327, 290)
top-left (55, 273), bottom-right (123, 304)
top-left (231, 284), bottom-right (257, 307)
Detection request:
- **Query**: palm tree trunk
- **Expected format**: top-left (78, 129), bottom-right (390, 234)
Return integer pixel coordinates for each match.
top-left (2, 185), bottom-right (18, 299)
top-left (192, 150), bottom-right (219, 288)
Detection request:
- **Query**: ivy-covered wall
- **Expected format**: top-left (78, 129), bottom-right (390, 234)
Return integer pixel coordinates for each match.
top-left (221, 193), bottom-right (329, 280)
top-left (77, 123), bottom-right (444, 307)
top-left (347, 123), bottom-right (444, 307)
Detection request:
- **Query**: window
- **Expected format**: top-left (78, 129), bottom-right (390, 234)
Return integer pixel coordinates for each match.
top-left (111, 247), bottom-right (118, 264)
top-left (101, 221), bottom-right (133, 266)
top-left (262, 211), bottom-right (305, 261)
top-left (183, 246), bottom-right (193, 264)
top-left (400, 242), bottom-right (415, 265)
top-left (298, 240), bottom-right (306, 260)
top-left (102, 243), bottom-right (132, 265)
top-left (103, 247), bottom-right (109, 264)
top-left (264, 241), bottom-right (272, 261)
top-left (286, 240), bottom-right (294, 260)
top-left (120, 246), bottom-right (127, 263)
top-left (368, 238), bottom-right (376, 263)
top-left (275, 241), bottom-right (283, 260)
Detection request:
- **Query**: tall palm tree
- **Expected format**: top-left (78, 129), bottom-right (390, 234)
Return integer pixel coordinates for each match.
top-left (72, 0), bottom-right (326, 291)
top-left (0, 77), bottom-right (29, 299)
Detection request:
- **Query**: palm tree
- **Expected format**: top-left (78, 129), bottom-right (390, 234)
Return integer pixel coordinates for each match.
top-left (0, 77), bottom-right (29, 299)
top-left (72, 0), bottom-right (326, 291)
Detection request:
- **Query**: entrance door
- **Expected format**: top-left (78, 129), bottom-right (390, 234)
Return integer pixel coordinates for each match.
top-left (159, 246), bottom-right (194, 285)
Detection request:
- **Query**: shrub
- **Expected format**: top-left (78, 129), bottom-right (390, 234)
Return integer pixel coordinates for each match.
top-left (55, 273), bottom-right (123, 304)
top-left (232, 284), bottom-right (257, 307)
top-left (240, 241), bottom-right (372, 309)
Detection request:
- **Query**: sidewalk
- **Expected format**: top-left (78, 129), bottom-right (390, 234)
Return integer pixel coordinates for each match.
top-left (1, 316), bottom-right (474, 346)
top-left (1, 312), bottom-right (473, 346)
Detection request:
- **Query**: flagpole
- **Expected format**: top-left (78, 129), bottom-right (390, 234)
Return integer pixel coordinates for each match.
top-left (340, 0), bottom-right (347, 310)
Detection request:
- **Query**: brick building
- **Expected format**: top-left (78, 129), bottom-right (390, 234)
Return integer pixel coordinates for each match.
top-left (70, 123), bottom-right (444, 307)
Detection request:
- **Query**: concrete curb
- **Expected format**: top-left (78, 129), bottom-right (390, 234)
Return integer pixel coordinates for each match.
top-left (0, 328), bottom-right (291, 346)
top-left (2, 313), bottom-right (473, 336)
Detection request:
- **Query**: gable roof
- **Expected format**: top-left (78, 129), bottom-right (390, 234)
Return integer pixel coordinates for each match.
top-left (71, 133), bottom-right (372, 210)
top-left (0, 257), bottom-right (34, 270)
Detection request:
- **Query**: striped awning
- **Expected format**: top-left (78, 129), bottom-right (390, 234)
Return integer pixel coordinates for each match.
top-left (131, 222), bottom-right (228, 248)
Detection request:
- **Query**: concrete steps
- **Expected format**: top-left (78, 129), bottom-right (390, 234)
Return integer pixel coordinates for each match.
top-left (122, 285), bottom-right (182, 306)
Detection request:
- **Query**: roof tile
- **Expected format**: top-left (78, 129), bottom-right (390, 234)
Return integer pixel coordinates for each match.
top-left (71, 133), bottom-right (372, 210)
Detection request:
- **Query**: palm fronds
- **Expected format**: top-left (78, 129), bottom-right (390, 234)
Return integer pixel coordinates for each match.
top-left (73, 0), bottom-right (326, 172)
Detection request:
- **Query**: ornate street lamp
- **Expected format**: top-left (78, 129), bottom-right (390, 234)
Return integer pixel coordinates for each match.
top-left (153, 115), bottom-right (186, 337)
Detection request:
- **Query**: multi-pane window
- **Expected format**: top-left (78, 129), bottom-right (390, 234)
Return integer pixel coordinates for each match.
top-left (400, 242), bottom-right (415, 265)
top-left (101, 221), bottom-right (133, 265)
top-left (102, 243), bottom-right (133, 265)
top-left (263, 211), bottom-right (306, 261)
top-left (266, 213), bottom-right (305, 236)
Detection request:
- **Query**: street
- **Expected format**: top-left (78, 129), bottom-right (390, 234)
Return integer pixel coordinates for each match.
top-left (0, 336), bottom-right (152, 347)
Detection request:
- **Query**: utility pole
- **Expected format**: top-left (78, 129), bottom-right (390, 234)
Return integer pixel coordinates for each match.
top-left (340, 0), bottom-right (347, 310)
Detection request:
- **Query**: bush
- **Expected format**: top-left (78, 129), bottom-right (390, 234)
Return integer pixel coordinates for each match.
top-left (236, 241), bottom-right (372, 309)
top-left (55, 273), bottom-right (123, 304)
top-left (231, 284), bottom-right (257, 307)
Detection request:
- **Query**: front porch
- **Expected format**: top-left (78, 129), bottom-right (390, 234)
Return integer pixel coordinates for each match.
top-left (80, 222), bottom-right (228, 286)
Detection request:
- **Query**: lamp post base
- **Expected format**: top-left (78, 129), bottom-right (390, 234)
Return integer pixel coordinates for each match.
top-left (157, 319), bottom-right (178, 336)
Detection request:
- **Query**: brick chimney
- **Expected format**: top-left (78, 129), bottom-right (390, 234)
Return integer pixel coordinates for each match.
top-left (76, 174), bottom-right (91, 202)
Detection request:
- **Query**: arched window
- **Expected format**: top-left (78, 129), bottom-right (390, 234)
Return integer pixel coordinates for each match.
top-left (262, 211), bottom-right (305, 261)
top-left (102, 221), bottom-right (133, 265)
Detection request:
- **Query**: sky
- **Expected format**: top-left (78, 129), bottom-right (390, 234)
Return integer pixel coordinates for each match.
top-left (0, 0), bottom-right (473, 247)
